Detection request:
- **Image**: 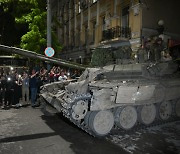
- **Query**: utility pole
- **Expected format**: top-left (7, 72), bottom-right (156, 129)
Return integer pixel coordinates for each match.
top-left (47, 0), bottom-right (51, 47)
top-left (46, 0), bottom-right (52, 70)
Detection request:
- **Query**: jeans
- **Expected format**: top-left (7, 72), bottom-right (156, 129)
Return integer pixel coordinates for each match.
top-left (22, 86), bottom-right (29, 104)
top-left (30, 88), bottom-right (37, 106)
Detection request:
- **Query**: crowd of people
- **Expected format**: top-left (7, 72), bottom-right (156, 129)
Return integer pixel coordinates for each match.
top-left (0, 66), bottom-right (81, 109)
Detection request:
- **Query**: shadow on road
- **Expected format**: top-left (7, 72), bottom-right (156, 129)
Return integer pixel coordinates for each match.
top-left (0, 132), bottom-right (57, 143)
top-left (0, 107), bottom-right (128, 154)
top-left (39, 113), bottom-right (128, 154)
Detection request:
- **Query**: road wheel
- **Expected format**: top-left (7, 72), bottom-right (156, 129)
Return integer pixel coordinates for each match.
top-left (138, 104), bottom-right (156, 125)
top-left (175, 99), bottom-right (180, 117)
top-left (158, 101), bottom-right (172, 120)
top-left (115, 106), bottom-right (137, 130)
top-left (87, 110), bottom-right (114, 136)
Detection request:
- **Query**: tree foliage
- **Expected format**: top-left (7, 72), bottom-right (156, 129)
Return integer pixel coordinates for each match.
top-left (91, 48), bottom-right (114, 67)
top-left (0, 0), bottom-right (62, 54)
top-left (16, 7), bottom-right (47, 53)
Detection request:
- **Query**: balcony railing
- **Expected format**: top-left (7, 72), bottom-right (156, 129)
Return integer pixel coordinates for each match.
top-left (102, 26), bottom-right (131, 41)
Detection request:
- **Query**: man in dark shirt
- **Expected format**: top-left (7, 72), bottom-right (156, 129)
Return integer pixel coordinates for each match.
top-left (29, 69), bottom-right (38, 107)
top-left (5, 75), bottom-right (14, 107)
top-left (12, 74), bottom-right (22, 107)
top-left (1, 75), bottom-right (6, 108)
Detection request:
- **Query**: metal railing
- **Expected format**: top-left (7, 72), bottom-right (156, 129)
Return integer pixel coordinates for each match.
top-left (102, 26), bottom-right (131, 41)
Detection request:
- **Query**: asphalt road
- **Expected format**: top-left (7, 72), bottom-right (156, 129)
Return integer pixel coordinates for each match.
top-left (0, 106), bottom-right (180, 154)
top-left (107, 121), bottom-right (180, 154)
top-left (0, 106), bottom-right (127, 154)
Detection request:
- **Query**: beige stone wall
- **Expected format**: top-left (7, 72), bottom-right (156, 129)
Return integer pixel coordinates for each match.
top-left (56, 0), bottom-right (142, 47)
top-left (53, 0), bottom-right (143, 61)
top-left (129, 4), bottom-right (142, 39)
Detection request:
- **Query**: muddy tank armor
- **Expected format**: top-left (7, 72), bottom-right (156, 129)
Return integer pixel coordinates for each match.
top-left (40, 48), bottom-right (180, 137)
top-left (1, 44), bottom-right (179, 137)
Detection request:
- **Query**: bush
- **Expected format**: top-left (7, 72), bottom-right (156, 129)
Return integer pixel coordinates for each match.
top-left (91, 48), bottom-right (114, 67)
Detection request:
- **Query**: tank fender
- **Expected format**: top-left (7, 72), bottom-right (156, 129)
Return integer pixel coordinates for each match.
top-left (116, 85), bottom-right (156, 104)
top-left (163, 80), bottom-right (180, 101)
top-left (41, 80), bottom-right (71, 93)
top-left (153, 84), bottom-right (165, 103)
top-left (66, 79), bottom-right (89, 94)
top-left (90, 88), bottom-right (116, 111)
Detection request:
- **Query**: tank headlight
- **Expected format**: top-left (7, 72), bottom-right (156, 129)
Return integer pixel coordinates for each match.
top-left (19, 75), bottom-right (21, 78)
top-left (7, 77), bottom-right (11, 81)
top-left (10, 67), bottom-right (14, 70)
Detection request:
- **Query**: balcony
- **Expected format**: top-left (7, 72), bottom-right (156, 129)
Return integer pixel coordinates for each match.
top-left (102, 26), bottom-right (131, 41)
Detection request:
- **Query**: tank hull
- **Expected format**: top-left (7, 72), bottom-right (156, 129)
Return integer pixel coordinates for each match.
top-left (40, 62), bottom-right (180, 136)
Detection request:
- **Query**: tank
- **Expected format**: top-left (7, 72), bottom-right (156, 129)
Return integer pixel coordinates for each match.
top-left (1, 44), bottom-right (179, 136)
top-left (39, 46), bottom-right (180, 137)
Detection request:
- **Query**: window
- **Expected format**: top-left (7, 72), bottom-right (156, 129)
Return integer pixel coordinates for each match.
top-left (71, 30), bottom-right (75, 47)
top-left (92, 21), bottom-right (96, 43)
top-left (102, 16), bottom-right (106, 31)
top-left (85, 25), bottom-right (88, 45)
top-left (122, 6), bottom-right (129, 27)
top-left (76, 29), bottom-right (80, 46)
top-left (70, 1), bottom-right (74, 18)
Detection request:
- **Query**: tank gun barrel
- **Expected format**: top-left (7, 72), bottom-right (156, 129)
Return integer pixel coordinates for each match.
top-left (0, 45), bottom-right (86, 70)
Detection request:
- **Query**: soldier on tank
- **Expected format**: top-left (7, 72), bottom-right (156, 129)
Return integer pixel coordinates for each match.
top-left (137, 46), bottom-right (146, 63)
top-left (154, 38), bottom-right (164, 62)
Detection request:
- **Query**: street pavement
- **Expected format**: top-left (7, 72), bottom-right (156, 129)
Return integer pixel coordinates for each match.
top-left (0, 106), bottom-right (127, 154)
top-left (107, 121), bottom-right (180, 154)
top-left (0, 106), bottom-right (180, 154)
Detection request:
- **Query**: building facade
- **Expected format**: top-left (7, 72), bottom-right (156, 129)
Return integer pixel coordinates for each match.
top-left (51, 0), bottom-right (180, 64)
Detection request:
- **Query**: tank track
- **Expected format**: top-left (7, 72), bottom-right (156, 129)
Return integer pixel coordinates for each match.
top-left (110, 101), bottom-right (173, 130)
top-left (69, 104), bottom-right (179, 137)
top-left (110, 112), bottom-right (180, 137)
top-left (41, 93), bottom-right (98, 137)
top-left (42, 94), bottom-right (180, 137)
top-left (65, 113), bottom-right (97, 137)
top-left (60, 95), bottom-right (97, 137)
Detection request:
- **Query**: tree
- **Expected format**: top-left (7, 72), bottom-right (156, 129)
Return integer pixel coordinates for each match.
top-left (91, 48), bottom-right (114, 67)
top-left (16, 6), bottom-right (47, 53)
top-left (15, 0), bottom-right (47, 54)
top-left (0, 0), bottom-right (62, 55)
top-left (0, 0), bottom-right (27, 47)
